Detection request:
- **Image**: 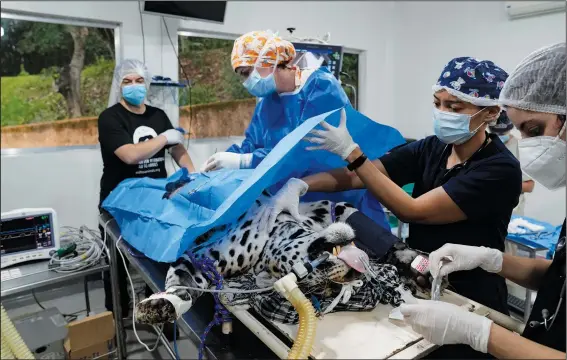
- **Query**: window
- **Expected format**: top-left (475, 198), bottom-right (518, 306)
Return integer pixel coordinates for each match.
top-left (177, 34), bottom-right (255, 139)
top-left (0, 15), bottom-right (116, 149)
top-left (341, 52), bottom-right (359, 110)
top-left (176, 34), bottom-right (361, 138)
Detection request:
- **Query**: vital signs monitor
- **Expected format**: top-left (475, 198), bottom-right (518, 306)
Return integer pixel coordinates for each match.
top-left (1, 208), bottom-right (60, 268)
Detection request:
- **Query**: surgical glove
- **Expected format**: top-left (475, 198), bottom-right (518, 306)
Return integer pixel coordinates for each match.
top-left (200, 152), bottom-right (253, 172)
top-left (258, 178), bottom-right (309, 233)
top-left (304, 108), bottom-right (359, 160)
top-left (160, 129), bottom-right (185, 145)
top-left (400, 300), bottom-right (493, 353)
top-left (429, 244), bottom-right (503, 279)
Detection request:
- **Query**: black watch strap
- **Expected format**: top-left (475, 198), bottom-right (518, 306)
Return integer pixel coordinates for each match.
top-left (347, 154), bottom-right (367, 171)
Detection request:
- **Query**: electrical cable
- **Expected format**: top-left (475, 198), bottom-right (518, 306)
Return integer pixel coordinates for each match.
top-left (138, 1), bottom-right (146, 63)
top-left (48, 226), bottom-right (108, 273)
top-left (162, 16), bottom-right (193, 149)
top-left (162, 15), bottom-right (193, 173)
top-left (173, 321), bottom-right (180, 360)
top-left (103, 219), bottom-right (273, 354)
top-left (105, 227), bottom-right (163, 353)
top-left (31, 290), bottom-right (46, 310)
top-left (31, 290), bottom-right (87, 320)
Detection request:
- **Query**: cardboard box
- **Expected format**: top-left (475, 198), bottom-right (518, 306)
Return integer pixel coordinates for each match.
top-left (64, 311), bottom-right (115, 359)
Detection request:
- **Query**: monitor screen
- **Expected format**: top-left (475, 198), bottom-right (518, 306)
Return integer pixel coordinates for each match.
top-left (292, 42), bottom-right (344, 79)
top-left (0, 214), bottom-right (54, 256)
top-left (144, 1), bottom-right (227, 23)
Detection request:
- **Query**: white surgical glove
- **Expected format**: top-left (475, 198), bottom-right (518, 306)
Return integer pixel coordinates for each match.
top-left (429, 244), bottom-right (503, 279)
top-left (200, 152), bottom-right (253, 172)
top-left (258, 178), bottom-right (309, 233)
top-left (160, 129), bottom-right (185, 145)
top-left (304, 108), bottom-right (359, 160)
top-left (400, 300), bottom-right (493, 353)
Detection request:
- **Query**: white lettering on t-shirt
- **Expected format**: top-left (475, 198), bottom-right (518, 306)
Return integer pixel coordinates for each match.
top-left (135, 156), bottom-right (165, 175)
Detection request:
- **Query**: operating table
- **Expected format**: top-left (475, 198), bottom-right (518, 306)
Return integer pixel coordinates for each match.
top-left (99, 212), bottom-right (525, 359)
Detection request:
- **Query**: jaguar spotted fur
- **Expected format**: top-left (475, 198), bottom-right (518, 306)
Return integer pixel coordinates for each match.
top-left (136, 191), bottom-right (437, 325)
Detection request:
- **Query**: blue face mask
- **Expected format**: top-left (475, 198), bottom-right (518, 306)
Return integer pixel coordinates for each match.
top-left (498, 134), bottom-right (510, 143)
top-left (243, 70), bottom-right (277, 98)
top-left (122, 84), bottom-right (146, 106)
top-left (433, 107), bottom-right (485, 145)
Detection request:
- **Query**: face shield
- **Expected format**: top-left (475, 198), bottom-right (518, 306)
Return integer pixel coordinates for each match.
top-left (242, 33), bottom-right (281, 98)
top-left (107, 59), bottom-right (151, 108)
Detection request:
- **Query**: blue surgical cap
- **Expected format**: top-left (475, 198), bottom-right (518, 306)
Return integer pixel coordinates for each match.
top-left (433, 57), bottom-right (509, 107)
top-left (489, 111), bottom-right (514, 134)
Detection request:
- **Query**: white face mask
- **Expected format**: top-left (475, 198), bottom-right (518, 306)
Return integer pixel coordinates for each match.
top-left (518, 123), bottom-right (566, 190)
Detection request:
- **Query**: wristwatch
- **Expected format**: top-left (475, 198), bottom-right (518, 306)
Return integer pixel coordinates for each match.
top-left (347, 153), bottom-right (367, 171)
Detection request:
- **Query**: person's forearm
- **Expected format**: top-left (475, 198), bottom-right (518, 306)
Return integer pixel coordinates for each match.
top-left (345, 147), bottom-right (420, 222)
top-left (115, 135), bottom-right (167, 165)
top-left (487, 323), bottom-right (565, 359)
top-left (522, 180), bottom-right (535, 193)
top-left (499, 253), bottom-right (551, 290)
top-left (302, 159), bottom-right (389, 193)
top-left (171, 144), bottom-right (195, 172)
top-left (302, 167), bottom-right (363, 192)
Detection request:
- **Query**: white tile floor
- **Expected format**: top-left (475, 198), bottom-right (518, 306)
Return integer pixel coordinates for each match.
top-left (2, 279), bottom-right (200, 359)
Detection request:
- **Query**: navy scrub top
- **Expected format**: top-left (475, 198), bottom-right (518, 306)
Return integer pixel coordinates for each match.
top-left (379, 133), bottom-right (522, 314)
top-left (522, 220), bottom-right (566, 352)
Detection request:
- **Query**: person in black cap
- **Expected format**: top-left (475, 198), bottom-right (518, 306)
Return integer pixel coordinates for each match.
top-left (489, 111), bottom-right (535, 216)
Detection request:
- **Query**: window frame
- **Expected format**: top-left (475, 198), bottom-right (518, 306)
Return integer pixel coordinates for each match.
top-left (178, 29), bottom-right (238, 42)
top-left (0, 9), bottom-right (121, 153)
top-left (177, 30), bottom-right (365, 111)
top-left (342, 47), bottom-right (363, 111)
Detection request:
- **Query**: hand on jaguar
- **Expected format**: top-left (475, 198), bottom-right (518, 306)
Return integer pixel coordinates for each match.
top-left (258, 178), bottom-right (309, 233)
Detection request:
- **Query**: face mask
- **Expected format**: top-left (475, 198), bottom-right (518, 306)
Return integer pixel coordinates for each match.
top-left (498, 134), bottom-right (510, 143)
top-left (122, 84), bottom-right (146, 106)
top-left (518, 124), bottom-right (566, 190)
top-left (243, 71), bottom-right (277, 98)
top-left (242, 35), bottom-right (279, 98)
top-left (433, 107), bottom-right (485, 145)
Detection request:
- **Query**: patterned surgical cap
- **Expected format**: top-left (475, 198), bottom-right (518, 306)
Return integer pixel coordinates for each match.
top-left (231, 30), bottom-right (296, 71)
top-left (489, 111), bottom-right (514, 134)
top-left (433, 57), bottom-right (509, 106)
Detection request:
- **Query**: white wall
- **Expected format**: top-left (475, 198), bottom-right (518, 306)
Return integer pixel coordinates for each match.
top-left (0, 0), bottom-right (397, 228)
top-left (392, 1), bottom-right (566, 139)
top-left (175, 1), bottom-right (398, 126)
top-left (0, 137), bottom-right (242, 229)
top-left (1, 1), bottom-right (565, 227)
top-left (390, 1), bottom-right (566, 224)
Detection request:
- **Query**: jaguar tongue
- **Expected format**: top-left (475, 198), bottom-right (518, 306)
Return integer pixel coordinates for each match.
top-left (337, 244), bottom-right (369, 273)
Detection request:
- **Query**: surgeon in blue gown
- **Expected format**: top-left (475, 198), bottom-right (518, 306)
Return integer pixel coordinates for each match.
top-left (200, 30), bottom-right (397, 230)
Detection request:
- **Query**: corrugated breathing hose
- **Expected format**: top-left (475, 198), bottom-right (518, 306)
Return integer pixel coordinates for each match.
top-left (1, 304), bottom-right (34, 359)
top-left (286, 287), bottom-right (317, 359)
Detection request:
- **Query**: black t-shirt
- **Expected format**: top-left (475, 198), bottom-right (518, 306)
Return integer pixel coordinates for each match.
top-left (380, 133), bottom-right (522, 313)
top-left (98, 103), bottom-right (174, 207)
top-left (522, 220), bottom-right (566, 352)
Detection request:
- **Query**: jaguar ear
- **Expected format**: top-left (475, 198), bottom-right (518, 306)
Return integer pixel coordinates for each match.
top-left (320, 223), bottom-right (355, 244)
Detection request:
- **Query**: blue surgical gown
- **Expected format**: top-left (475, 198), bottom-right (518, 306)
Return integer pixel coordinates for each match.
top-left (227, 68), bottom-right (401, 230)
